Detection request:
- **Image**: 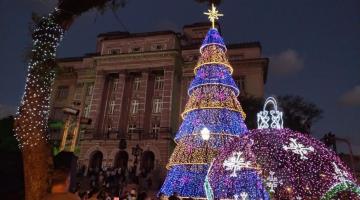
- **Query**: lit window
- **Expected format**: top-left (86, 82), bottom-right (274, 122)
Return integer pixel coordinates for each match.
top-left (131, 100), bottom-right (139, 114)
top-left (152, 99), bottom-right (162, 113)
top-left (152, 123), bottom-right (160, 133)
top-left (109, 48), bottom-right (121, 55)
top-left (56, 86), bottom-right (69, 100)
top-left (154, 76), bottom-right (164, 90)
top-left (133, 77), bottom-right (141, 91)
top-left (128, 124), bottom-right (136, 133)
top-left (108, 100), bottom-right (116, 114)
top-left (235, 76), bottom-right (246, 94)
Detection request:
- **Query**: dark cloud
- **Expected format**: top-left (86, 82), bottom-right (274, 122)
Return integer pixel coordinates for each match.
top-left (269, 49), bottom-right (304, 76)
top-left (339, 85), bottom-right (360, 107)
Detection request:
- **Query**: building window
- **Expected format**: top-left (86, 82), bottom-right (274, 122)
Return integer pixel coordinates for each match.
top-left (131, 47), bottom-right (142, 52)
top-left (151, 44), bottom-right (166, 51)
top-left (133, 77), bottom-right (141, 91)
top-left (86, 83), bottom-right (94, 96)
top-left (56, 86), bottom-right (69, 100)
top-left (108, 100), bottom-right (116, 114)
top-left (52, 107), bottom-right (66, 120)
top-left (73, 84), bottom-right (83, 101)
top-left (109, 48), bottom-right (121, 55)
top-left (154, 76), bottom-right (164, 90)
top-left (84, 104), bottom-right (91, 117)
top-left (235, 76), bottom-right (246, 94)
top-left (130, 100), bottom-right (139, 114)
top-left (128, 124), bottom-right (137, 133)
top-left (152, 99), bottom-right (162, 113)
top-left (113, 79), bottom-right (119, 92)
top-left (151, 122), bottom-right (160, 134)
top-left (229, 54), bottom-right (244, 61)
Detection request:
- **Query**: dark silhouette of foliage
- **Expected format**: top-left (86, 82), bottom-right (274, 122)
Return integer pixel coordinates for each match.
top-left (0, 116), bottom-right (19, 152)
top-left (278, 95), bottom-right (322, 134)
top-left (239, 95), bottom-right (322, 134)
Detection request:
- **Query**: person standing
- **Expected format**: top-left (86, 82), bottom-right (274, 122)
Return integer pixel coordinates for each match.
top-left (42, 168), bottom-right (80, 200)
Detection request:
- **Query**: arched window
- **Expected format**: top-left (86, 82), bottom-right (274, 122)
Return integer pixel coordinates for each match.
top-left (89, 151), bottom-right (103, 171)
top-left (114, 151), bottom-right (129, 170)
top-left (140, 151), bottom-right (155, 174)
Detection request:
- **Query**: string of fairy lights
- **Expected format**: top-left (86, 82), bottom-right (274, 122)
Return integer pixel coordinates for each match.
top-left (182, 85), bottom-right (246, 119)
top-left (14, 12), bottom-right (64, 148)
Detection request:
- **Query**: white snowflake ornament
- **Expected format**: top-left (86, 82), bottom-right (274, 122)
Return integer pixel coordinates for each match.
top-left (266, 171), bottom-right (283, 193)
top-left (332, 162), bottom-right (350, 182)
top-left (283, 138), bottom-right (314, 160)
top-left (223, 151), bottom-right (252, 177)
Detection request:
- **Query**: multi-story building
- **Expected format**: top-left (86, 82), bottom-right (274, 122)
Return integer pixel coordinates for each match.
top-left (49, 22), bottom-right (269, 188)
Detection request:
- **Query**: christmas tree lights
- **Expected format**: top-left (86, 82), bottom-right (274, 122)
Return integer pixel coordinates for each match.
top-left (207, 137), bottom-right (270, 200)
top-left (14, 11), bottom-right (64, 148)
top-left (188, 64), bottom-right (240, 96)
top-left (160, 4), bottom-right (248, 198)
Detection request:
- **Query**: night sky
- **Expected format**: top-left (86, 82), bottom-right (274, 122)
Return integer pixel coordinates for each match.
top-left (0, 0), bottom-right (359, 153)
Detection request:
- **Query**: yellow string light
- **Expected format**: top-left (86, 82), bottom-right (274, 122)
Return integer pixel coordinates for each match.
top-left (194, 45), bottom-right (233, 74)
top-left (182, 85), bottom-right (246, 119)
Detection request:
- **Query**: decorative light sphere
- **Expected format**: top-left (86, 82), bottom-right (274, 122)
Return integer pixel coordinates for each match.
top-left (201, 127), bottom-right (211, 141)
top-left (207, 128), bottom-right (360, 200)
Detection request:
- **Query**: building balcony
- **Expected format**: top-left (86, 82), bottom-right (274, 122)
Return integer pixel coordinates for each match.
top-left (80, 127), bottom-right (172, 141)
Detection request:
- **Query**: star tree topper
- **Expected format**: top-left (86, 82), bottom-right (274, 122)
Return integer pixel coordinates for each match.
top-left (204, 3), bottom-right (224, 28)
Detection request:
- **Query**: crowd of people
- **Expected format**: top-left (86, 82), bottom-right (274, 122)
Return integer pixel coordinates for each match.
top-left (74, 165), bottom-right (156, 200)
top-left (43, 166), bottom-right (166, 200)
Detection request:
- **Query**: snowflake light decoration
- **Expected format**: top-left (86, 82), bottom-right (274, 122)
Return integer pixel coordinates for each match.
top-left (266, 171), bottom-right (282, 193)
top-left (240, 192), bottom-right (249, 200)
top-left (233, 194), bottom-right (239, 200)
top-left (223, 151), bottom-right (252, 177)
top-left (332, 162), bottom-right (350, 183)
top-left (283, 137), bottom-right (314, 160)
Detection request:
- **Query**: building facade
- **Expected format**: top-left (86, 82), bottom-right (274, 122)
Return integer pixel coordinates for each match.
top-left (49, 22), bottom-right (268, 187)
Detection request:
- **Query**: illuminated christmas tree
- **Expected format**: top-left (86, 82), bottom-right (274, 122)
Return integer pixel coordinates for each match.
top-left (159, 4), bottom-right (248, 198)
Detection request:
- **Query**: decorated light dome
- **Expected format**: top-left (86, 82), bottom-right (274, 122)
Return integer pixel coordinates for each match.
top-left (206, 97), bottom-right (360, 200)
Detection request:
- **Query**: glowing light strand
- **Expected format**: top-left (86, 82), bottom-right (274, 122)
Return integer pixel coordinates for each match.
top-left (14, 11), bottom-right (64, 148)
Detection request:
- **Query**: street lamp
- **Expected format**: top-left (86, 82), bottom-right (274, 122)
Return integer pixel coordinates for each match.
top-left (201, 127), bottom-right (210, 141)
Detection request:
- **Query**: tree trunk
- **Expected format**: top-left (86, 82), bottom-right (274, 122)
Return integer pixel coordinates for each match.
top-left (22, 143), bottom-right (53, 200)
top-left (14, 1), bottom-right (122, 199)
